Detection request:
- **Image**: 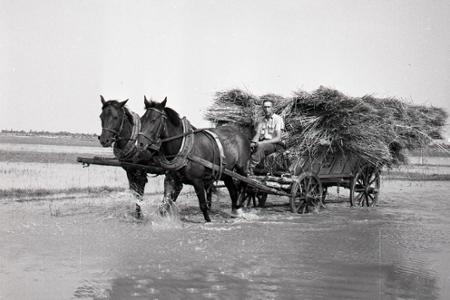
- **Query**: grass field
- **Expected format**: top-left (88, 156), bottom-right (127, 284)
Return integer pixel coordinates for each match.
top-left (0, 134), bottom-right (167, 200)
top-left (0, 133), bottom-right (98, 147)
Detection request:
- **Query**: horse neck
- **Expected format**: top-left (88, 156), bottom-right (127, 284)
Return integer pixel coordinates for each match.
top-left (161, 116), bottom-right (183, 156)
top-left (114, 111), bottom-right (133, 149)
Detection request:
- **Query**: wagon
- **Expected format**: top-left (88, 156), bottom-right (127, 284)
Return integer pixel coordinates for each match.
top-left (235, 150), bottom-right (381, 213)
top-left (77, 149), bottom-right (381, 214)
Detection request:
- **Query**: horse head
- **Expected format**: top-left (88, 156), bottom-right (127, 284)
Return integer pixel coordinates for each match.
top-left (98, 95), bottom-right (129, 147)
top-left (137, 96), bottom-right (168, 152)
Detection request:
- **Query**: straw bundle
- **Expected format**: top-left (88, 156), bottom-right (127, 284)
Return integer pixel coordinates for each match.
top-left (205, 87), bottom-right (448, 167)
top-left (204, 89), bottom-right (259, 128)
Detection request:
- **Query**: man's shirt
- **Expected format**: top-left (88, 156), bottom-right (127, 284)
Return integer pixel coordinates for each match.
top-left (257, 113), bottom-right (285, 141)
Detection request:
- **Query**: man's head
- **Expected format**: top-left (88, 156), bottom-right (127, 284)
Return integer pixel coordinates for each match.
top-left (262, 99), bottom-right (274, 118)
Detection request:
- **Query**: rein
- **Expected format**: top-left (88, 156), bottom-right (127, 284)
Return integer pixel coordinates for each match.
top-left (101, 104), bottom-right (140, 159)
top-left (160, 128), bottom-right (207, 143)
top-left (137, 108), bottom-right (167, 151)
top-left (113, 112), bottom-right (141, 160)
top-left (102, 107), bottom-right (126, 140)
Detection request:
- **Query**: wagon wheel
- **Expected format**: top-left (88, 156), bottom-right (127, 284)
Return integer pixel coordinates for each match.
top-left (350, 165), bottom-right (380, 207)
top-left (290, 172), bottom-right (324, 214)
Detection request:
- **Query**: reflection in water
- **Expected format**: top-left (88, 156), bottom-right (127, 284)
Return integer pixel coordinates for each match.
top-left (384, 263), bottom-right (438, 300)
top-left (92, 260), bottom-right (439, 300)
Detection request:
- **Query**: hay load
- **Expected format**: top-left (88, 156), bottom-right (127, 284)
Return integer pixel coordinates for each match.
top-left (205, 87), bottom-right (448, 167)
top-left (205, 89), bottom-right (259, 127)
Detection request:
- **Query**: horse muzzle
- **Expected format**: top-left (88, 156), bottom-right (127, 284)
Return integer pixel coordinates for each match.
top-left (99, 134), bottom-right (115, 147)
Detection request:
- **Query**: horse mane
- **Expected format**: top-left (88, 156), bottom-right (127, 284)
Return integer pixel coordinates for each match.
top-left (103, 100), bottom-right (134, 125)
top-left (123, 106), bottom-right (134, 125)
top-left (145, 98), bottom-right (181, 127)
top-left (164, 107), bottom-right (181, 127)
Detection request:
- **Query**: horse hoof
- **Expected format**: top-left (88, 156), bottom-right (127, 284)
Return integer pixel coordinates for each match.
top-left (135, 205), bottom-right (142, 219)
top-left (229, 208), bottom-right (243, 218)
top-left (158, 209), bottom-right (167, 217)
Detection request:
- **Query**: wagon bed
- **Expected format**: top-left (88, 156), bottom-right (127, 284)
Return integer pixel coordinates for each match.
top-left (238, 150), bottom-right (381, 213)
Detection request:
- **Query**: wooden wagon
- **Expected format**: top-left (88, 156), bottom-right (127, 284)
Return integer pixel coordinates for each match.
top-left (77, 149), bottom-right (381, 214)
top-left (238, 150), bottom-right (381, 213)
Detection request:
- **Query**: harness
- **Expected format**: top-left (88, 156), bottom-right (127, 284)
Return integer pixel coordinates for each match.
top-left (102, 107), bottom-right (141, 160)
top-left (137, 108), bottom-right (167, 152)
top-left (201, 130), bottom-right (226, 180)
top-left (139, 110), bottom-right (226, 180)
top-left (102, 107), bottom-right (126, 137)
top-left (154, 118), bottom-right (195, 170)
top-left (113, 112), bottom-right (141, 160)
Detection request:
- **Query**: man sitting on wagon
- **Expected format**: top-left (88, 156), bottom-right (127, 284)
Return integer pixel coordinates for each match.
top-left (248, 99), bottom-right (285, 176)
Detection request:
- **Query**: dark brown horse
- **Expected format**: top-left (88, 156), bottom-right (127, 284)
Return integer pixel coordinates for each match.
top-left (98, 96), bottom-right (183, 217)
top-left (136, 97), bottom-right (250, 222)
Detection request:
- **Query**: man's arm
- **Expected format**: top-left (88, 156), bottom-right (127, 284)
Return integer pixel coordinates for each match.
top-left (258, 116), bottom-right (284, 145)
top-left (252, 123), bottom-right (262, 143)
top-left (258, 127), bottom-right (282, 145)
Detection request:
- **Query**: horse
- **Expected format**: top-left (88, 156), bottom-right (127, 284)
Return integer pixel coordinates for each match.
top-left (136, 96), bottom-right (250, 222)
top-left (98, 95), bottom-right (183, 217)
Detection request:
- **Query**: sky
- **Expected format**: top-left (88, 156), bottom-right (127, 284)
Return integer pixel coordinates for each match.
top-left (1, 0), bottom-right (449, 138)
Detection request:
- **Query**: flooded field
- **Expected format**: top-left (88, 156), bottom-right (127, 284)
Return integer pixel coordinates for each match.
top-left (1, 140), bottom-right (450, 299)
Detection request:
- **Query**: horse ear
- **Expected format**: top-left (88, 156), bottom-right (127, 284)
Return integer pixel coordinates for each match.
top-left (161, 97), bottom-right (167, 108)
top-left (100, 95), bottom-right (106, 105)
top-left (120, 99), bottom-right (128, 107)
top-left (144, 96), bottom-right (151, 109)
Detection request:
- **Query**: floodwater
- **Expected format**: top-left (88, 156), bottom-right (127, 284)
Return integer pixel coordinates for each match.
top-left (1, 180), bottom-right (450, 299)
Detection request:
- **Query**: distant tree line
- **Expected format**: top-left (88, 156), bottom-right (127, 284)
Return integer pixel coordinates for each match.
top-left (1, 129), bottom-right (96, 138)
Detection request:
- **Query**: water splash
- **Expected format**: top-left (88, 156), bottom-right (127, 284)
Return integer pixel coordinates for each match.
top-left (150, 199), bottom-right (183, 230)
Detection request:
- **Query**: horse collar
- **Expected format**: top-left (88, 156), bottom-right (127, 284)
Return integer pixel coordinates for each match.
top-left (155, 117), bottom-right (194, 170)
top-left (113, 111), bottom-right (140, 160)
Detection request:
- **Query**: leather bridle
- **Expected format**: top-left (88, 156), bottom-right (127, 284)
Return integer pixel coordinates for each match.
top-left (138, 108), bottom-right (167, 151)
top-left (101, 107), bottom-right (126, 142)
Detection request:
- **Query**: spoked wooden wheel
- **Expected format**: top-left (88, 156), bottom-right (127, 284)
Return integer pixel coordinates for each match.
top-left (290, 173), bottom-right (324, 214)
top-left (350, 165), bottom-right (380, 207)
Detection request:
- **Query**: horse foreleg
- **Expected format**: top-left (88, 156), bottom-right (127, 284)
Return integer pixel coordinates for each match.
top-left (164, 172), bottom-right (183, 202)
top-left (160, 173), bottom-right (183, 216)
top-left (163, 172), bottom-right (183, 203)
top-left (126, 168), bottom-right (147, 218)
top-left (192, 180), bottom-right (211, 222)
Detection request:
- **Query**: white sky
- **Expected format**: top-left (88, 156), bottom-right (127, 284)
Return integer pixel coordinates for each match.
top-left (1, 0), bottom-right (449, 137)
